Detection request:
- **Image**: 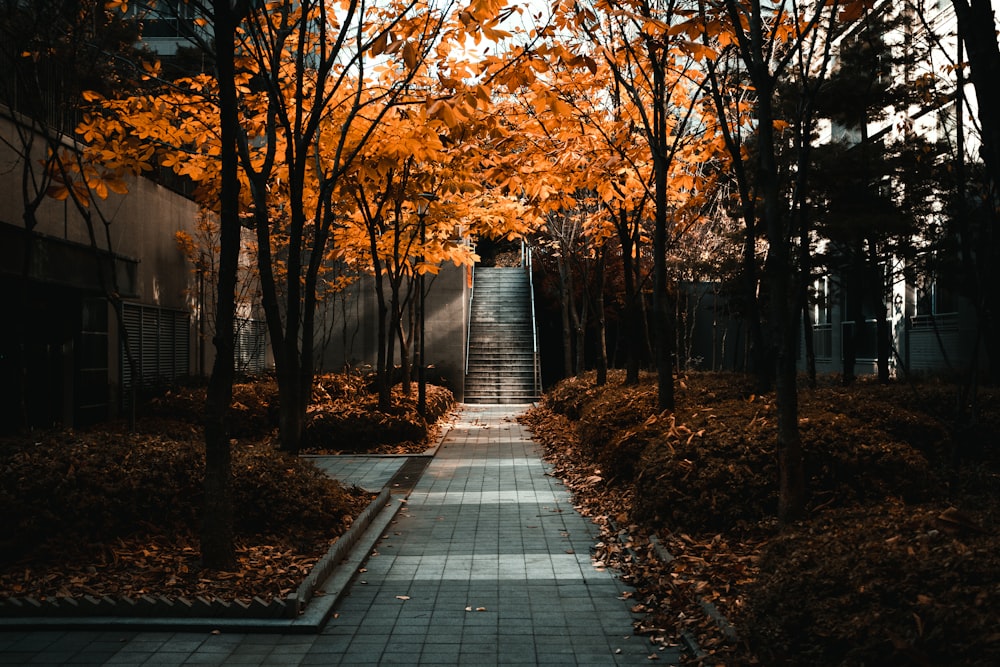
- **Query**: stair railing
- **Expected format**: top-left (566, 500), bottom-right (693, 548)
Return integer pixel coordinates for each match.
top-left (524, 240), bottom-right (542, 398)
top-left (464, 262), bottom-right (476, 377)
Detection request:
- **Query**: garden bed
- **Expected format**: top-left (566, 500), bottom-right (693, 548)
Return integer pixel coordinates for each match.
top-left (522, 371), bottom-right (999, 665)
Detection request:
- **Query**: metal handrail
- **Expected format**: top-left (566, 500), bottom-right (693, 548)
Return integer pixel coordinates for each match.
top-left (524, 241), bottom-right (542, 398)
top-left (464, 262), bottom-right (475, 376)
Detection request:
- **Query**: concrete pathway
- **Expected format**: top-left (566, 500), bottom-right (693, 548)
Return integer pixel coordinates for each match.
top-left (0, 404), bottom-right (679, 666)
top-left (309, 455), bottom-right (409, 493)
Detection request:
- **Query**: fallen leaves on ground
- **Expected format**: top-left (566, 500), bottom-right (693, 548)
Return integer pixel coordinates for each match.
top-left (4, 533), bottom-right (330, 604)
top-left (0, 374), bottom-right (454, 604)
top-left (522, 371), bottom-right (1000, 665)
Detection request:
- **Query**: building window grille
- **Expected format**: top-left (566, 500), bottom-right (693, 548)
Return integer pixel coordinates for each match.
top-left (235, 318), bottom-right (267, 375)
top-left (120, 303), bottom-right (189, 407)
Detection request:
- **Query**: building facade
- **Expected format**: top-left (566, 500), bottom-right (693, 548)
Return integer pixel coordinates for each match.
top-left (800, 0), bottom-right (996, 380)
top-left (0, 108), bottom-right (209, 432)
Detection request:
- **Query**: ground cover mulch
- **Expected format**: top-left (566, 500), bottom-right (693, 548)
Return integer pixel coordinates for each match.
top-left (0, 373), bottom-right (454, 605)
top-left (521, 371), bottom-right (1000, 665)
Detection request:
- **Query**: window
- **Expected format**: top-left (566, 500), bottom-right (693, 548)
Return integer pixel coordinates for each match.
top-left (129, 0), bottom-right (196, 39)
top-left (812, 278), bottom-right (834, 359)
top-left (915, 271), bottom-right (957, 317)
top-left (120, 303), bottom-right (189, 406)
top-left (813, 277), bottom-right (832, 325)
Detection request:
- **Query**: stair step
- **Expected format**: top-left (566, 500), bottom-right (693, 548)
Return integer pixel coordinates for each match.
top-left (465, 385), bottom-right (537, 392)
top-left (468, 340), bottom-right (534, 347)
top-left (468, 350), bottom-right (534, 358)
top-left (465, 372), bottom-right (536, 381)
top-left (466, 360), bottom-right (535, 368)
top-left (467, 335), bottom-right (535, 342)
top-left (464, 397), bottom-right (539, 405)
top-left (470, 323), bottom-right (531, 328)
top-left (465, 266), bottom-right (539, 401)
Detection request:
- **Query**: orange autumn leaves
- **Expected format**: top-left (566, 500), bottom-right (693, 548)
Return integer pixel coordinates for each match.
top-left (63, 1), bottom-right (867, 272)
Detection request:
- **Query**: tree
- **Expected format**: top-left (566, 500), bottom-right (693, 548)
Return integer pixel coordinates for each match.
top-left (196, 0), bottom-right (252, 570)
top-left (695, 0), bottom-right (871, 521)
top-left (557, 0), bottom-right (719, 411)
top-left (89, 0), bottom-right (252, 569)
top-left (803, 9), bottom-right (943, 385)
top-left (948, 0), bottom-right (1000, 384)
top-left (234, 0), bottom-right (540, 452)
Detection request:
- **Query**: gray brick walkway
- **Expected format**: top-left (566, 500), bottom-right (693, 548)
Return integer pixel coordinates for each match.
top-left (0, 404), bottom-right (679, 666)
top-left (308, 455), bottom-right (409, 492)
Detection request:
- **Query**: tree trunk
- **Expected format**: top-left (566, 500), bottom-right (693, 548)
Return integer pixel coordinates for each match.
top-left (573, 263), bottom-right (588, 377)
top-left (648, 35), bottom-right (675, 412)
top-left (595, 248), bottom-right (609, 386)
top-left (802, 303), bottom-right (816, 389)
top-left (618, 212), bottom-right (641, 385)
top-left (375, 289), bottom-right (391, 410)
top-left (557, 253), bottom-right (574, 378)
top-left (744, 239), bottom-right (770, 390)
top-left (751, 3), bottom-right (803, 522)
top-left (842, 257), bottom-right (864, 385)
top-left (400, 287), bottom-right (414, 396)
top-left (774, 345), bottom-right (804, 521)
top-left (297, 201), bottom-right (338, 453)
top-left (201, 0), bottom-right (241, 570)
top-left (952, 0), bottom-right (1000, 384)
top-left (386, 288), bottom-right (398, 404)
top-left (652, 163), bottom-right (674, 412)
top-left (953, 0), bottom-right (1000, 190)
top-left (653, 284), bottom-right (675, 411)
top-left (276, 356), bottom-right (304, 453)
top-left (365, 222), bottom-right (392, 410)
top-left (639, 278), bottom-right (655, 372)
top-left (386, 252), bottom-right (411, 398)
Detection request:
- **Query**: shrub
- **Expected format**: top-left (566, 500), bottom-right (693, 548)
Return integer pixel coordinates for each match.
top-left (0, 431), bottom-right (367, 565)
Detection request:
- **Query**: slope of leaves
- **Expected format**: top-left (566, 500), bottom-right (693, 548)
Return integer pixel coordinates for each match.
top-left (305, 380), bottom-right (456, 454)
top-left (0, 373), bottom-right (454, 604)
top-left (141, 372), bottom-right (456, 454)
top-left (0, 430), bottom-right (371, 603)
top-left (522, 371), bottom-right (1000, 665)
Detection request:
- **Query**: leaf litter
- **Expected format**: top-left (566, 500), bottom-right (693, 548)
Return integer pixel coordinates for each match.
top-left (520, 370), bottom-right (1000, 665)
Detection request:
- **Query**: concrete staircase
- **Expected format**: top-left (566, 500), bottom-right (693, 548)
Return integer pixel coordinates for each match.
top-left (464, 267), bottom-right (540, 403)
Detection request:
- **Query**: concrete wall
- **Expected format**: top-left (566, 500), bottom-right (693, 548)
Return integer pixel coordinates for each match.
top-left (423, 263), bottom-right (472, 400)
top-left (0, 111), bottom-right (199, 306)
top-left (317, 263), bottom-right (471, 401)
